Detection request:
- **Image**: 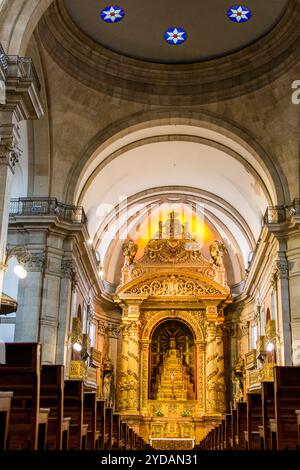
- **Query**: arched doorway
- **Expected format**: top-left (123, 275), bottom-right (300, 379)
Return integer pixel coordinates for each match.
top-left (149, 319), bottom-right (196, 401)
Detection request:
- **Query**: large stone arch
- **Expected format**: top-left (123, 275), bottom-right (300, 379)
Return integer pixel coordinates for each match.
top-left (65, 109), bottom-right (290, 206)
top-left (0, 0), bottom-right (54, 55)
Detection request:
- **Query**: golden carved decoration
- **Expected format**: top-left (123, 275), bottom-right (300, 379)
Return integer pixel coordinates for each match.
top-left (129, 274), bottom-right (222, 297)
top-left (140, 237), bottom-right (214, 269)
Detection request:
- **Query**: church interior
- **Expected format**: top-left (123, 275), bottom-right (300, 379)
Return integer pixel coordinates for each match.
top-left (0, 0), bottom-right (300, 452)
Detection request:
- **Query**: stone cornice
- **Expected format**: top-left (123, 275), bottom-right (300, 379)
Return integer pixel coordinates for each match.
top-left (37, 0), bottom-right (300, 106)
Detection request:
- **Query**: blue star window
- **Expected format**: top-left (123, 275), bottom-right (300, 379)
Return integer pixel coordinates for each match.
top-left (227, 5), bottom-right (252, 23)
top-left (100, 6), bottom-right (124, 23)
top-left (164, 27), bottom-right (187, 45)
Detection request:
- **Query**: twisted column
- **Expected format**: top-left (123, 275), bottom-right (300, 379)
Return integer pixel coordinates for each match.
top-left (205, 321), bottom-right (218, 413)
top-left (117, 322), bottom-right (130, 412)
top-left (216, 323), bottom-right (226, 413)
top-left (127, 320), bottom-right (141, 413)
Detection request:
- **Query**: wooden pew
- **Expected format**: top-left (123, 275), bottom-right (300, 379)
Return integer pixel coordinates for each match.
top-left (258, 381), bottom-right (274, 450)
top-left (231, 407), bottom-right (237, 449)
top-left (112, 413), bottom-right (122, 450)
top-left (96, 400), bottom-right (105, 450)
top-left (40, 365), bottom-right (70, 450)
top-left (64, 380), bottom-right (88, 450)
top-left (105, 407), bottom-right (113, 449)
top-left (296, 410), bottom-right (300, 448)
top-left (0, 391), bottom-right (13, 450)
top-left (225, 413), bottom-right (232, 450)
top-left (0, 343), bottom-right (50, 450)
top-left (84, 392), bottom-right (99, 450)
top-left (236, 401), bottom-right (247, 450)
top-left (270, 366), bottom-right (300, 450)
top-left (122, 421), bottom-right (129, 450)
top-left (245, 392), bottom-right (262, 450)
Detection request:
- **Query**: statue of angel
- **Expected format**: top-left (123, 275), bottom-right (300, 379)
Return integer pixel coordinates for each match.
top-left (209, 241), bottom-right (227, 267)
top-left (122, 239), bottom-right (138, 266)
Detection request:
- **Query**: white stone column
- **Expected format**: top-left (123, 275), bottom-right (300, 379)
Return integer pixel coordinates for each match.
top-left (273, 250), bottom-right (292, 365)
top-left (14, 251), bottom-right (46, 342)
top-left (0, 124), bottom-right (20, 304)
top-left (55, 259), bottom-right (75, 365)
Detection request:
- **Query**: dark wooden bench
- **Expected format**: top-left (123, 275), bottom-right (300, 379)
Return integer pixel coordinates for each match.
top-left (0, 391), bottom-right (13, 450)
top-left (236, 401), bottom-right (247, 450)
top-left (40, 365), bottom-right (70, 450)
top-left (270, 366), bottom-right (300, 450)
top-left (0, 343), bottom-right (50, 450)
top-left (64, 380), bottom-right (88, 450)
top-left (84, 392), bottom-right (99, 450)
top-left (245, 392), bottom-right (262, 450)
top-left (96, 400), bottom-right (105, 450)
top-left (122, 421), bottom-right (129, 450)
top-left (112, 413), bottom-right (122, 450)
top-left (258, 381), bottom-right (274, 450)
top-left (231, 407), bottom-right (237, 449)
top-left (105, 407), bottom-right (113, 450)
top-left (296, 410), bottom-right (300, 448)
top-left (225, 413), bottom-right (232, 450)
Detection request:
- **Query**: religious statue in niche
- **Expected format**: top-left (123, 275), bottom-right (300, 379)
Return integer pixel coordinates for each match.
top-left (103, 372), bottom-right (113, 406)
top-left (102, 354), bottom-right (115, 407)
top-left (209, 240), bottom-right (227, 267)
top-left (232, 356), bottom-right (245, 405)
top-left (122, 239), bottom-right (138, 266)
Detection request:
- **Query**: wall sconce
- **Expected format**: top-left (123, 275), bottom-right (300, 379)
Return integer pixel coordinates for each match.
top-left (266, 341), bottom-right (275, 352)
top-left (70, 317), bottom-right (83, 353)
top-left (0, 246), bottom-right (32, 279)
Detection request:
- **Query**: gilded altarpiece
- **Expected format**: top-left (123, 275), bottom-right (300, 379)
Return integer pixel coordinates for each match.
top-left (114, 214), bottom-right (231, 447)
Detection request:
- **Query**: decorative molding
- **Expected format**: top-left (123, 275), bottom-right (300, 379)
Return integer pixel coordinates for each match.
top-left (26, 252), bottom-right (46, 272)
top-left (122, 274), bottom-right (225, 297)
top-left (97, 319), bottom-right (120, 338)
top-left (0, 136), bottom-right (21, 171)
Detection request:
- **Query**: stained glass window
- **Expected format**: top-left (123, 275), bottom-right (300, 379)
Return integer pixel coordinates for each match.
top-left (164, 28), bottom-right (187, 45)
top-left (227, 5), bottom-right (252, 23)
top-left (100, 6), bottom-right (125, 23)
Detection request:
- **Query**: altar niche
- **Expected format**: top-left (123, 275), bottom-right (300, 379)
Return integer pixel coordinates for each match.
top-left (150, 319), bottom-right (195, 401)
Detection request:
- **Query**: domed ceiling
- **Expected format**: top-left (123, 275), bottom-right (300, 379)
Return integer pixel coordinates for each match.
top-left (64, 0), bottom-right (288, 63)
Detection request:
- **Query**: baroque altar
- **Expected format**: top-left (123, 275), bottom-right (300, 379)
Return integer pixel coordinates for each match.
top-left (114, 212), bottom-right (232, 446)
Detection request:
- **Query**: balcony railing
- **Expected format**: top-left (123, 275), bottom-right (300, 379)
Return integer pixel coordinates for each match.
top-left (91, 347), bottom-right (102, 368)
top-left (247, 363), bottom-right (275, 389)
top-left (6, 55), bottom-right (41, 91)
top-left (69, 360), bottom-right (85, 380)
top-left (10, 198), bottom-right (87, 224)
top-left (0, 43), bottom-right (8, 81)
top-left (264, 199), bottom-right (300, 225)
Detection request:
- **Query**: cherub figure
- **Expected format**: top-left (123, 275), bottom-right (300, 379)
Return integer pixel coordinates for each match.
top-left (122, 239), bottom-right (138, 266)
top-left (209, 241), bottom-right (227, 267)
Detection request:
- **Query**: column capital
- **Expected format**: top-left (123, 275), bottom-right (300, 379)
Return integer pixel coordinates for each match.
top-left (205, 304), bottom-right (218, 322)
top-left (0, 132), bottom-right (21, 171)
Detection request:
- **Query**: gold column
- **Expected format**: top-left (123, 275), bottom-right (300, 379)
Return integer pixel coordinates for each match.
top-left (127, 319), bottom-right (141, 413)
top-left (123, 301), bottom-right (142, 414)
top-left (205, 304), bottom-right (218, 414)
top-left (117, 320), bottom-right (130, 412)
top-left (141, 341), bottom-right (150, 415)
top-left (216, 323), bottom-right (226, 413)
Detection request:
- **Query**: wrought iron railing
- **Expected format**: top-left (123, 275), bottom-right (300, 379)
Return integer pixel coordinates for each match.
top-left (0, 42), bottom-right (8, 80)
top-left (10, 198), bottom-right (87, 224)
